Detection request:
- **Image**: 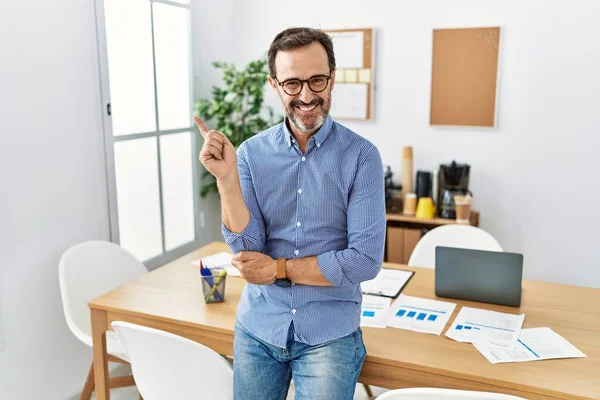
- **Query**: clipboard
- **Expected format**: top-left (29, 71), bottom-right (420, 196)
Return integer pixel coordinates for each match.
top-left (360, 268), bottom-right (414, 298)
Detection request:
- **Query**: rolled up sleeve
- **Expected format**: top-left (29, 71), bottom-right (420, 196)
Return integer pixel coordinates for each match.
top-left (317, 146), bottom-right (386, 286)
top-left (221, 144), bottom-right (266, 253)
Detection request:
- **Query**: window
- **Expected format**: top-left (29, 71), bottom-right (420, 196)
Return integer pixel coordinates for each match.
top-left (95, 0), bottom-right (199, 268)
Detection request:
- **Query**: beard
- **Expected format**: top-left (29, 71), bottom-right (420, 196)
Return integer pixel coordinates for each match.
top-left (284, 91), bottom-right (332, 136)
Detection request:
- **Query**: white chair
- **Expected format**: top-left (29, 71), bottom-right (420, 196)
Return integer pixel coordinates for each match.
top-left (408, 225), bottom-right (502, 269)
top-left (112, 321), bottom-right (233, 400)
top-left (376, 387), bottom-right (526, 399)
top-left (58, 240), bottom-right (147, 399)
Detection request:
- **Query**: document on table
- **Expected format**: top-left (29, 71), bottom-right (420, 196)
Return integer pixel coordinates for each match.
top-left (445, 307), bottom-right (525, 350)
top-left (474, 327), bottom-right (587, 364)
top-left (386, 294), bottom-right (457, 335)
top-left (360, 268), bottom-right (414, 298)
top-left (360, 295), bottom-right (391, 328)
top-left (191, 252), bottom-right (240, 277)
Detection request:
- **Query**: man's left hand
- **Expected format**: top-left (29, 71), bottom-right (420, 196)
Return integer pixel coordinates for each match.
top-left (232, 251), bottom-right (277, 285)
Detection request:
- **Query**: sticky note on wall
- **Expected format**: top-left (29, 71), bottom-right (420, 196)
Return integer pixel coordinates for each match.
top-left (359, 68), bottom-right (371, 83)
top-left (345, 69), bottom-right (358, 83)
top-left (335, 69), bottom-right (346, 83)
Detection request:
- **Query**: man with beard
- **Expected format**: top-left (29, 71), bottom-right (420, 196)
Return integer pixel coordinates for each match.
top-left (194, 27), bottom-right (386, 400)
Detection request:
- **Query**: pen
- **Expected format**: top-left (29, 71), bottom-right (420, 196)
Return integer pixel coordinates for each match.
top-left (205, 269), bottom-right (227, 302)
top-left (199, 260), bottom-right (214, 287)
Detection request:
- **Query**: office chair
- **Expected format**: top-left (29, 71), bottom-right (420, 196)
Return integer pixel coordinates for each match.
top-left (112, 321), bottom-right (233, 400)
top-left (58, 240), bottom-right (147, 399)
top-left (376, 387), bottom-right (526, 399)
top-left (408, 225), bottom-right (502, 269)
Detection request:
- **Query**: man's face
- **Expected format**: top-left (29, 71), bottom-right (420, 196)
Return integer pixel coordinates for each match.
top-left (268, 42), bottom-right (335, 136)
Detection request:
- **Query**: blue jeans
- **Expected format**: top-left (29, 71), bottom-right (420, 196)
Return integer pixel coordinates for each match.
top-left (233, 320), bottom-right (366, 400)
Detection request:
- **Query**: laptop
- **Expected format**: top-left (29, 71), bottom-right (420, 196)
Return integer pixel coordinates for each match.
top-left (435, 246), bottom-right (524, 307)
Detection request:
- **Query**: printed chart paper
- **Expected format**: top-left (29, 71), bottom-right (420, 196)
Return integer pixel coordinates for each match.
top-left (360, 295), bottom-right (391, 328)
top-left (446, 307), bottom-right (524, 350)
top-left (387, 294), bottom-right (457, 335)
top-left (474, 327), bottom-right (587, 364)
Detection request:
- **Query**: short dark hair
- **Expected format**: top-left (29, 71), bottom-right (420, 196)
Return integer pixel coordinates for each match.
top-left (267, 27), bottom-right (336, 79)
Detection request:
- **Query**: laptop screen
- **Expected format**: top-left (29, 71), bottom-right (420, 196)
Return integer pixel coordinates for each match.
top-left (435, 246), bottom-right (524, 307)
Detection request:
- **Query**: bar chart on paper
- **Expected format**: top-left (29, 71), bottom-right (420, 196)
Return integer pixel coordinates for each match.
top-left (396, 309), bottom-right (441, 322)
top-left (360, 294), bottom-right (391, 328)
top-left (474, 327), bottom-right (587, 364)
top-left (446, 306), bottom-right (525, 350)
top-left (387, 294), bottom-right (457, 335)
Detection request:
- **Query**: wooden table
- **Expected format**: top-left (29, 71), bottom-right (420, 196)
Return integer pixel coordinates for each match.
top-left (89, 242), bottom-right (600, 400)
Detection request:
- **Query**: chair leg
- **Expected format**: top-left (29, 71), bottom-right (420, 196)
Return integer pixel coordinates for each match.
top-left (108, 375), bottom-right (136, 389)
top-left (80, 362), bottom-right (95, 400)
top-left (107, 354), bottom-right (130, 364)
top-left (105, 354), bottom-right (136, 389)
top-left (363, 383), bottom-right (375, 400)
top-left (80, 356), bottom-right (136, 398)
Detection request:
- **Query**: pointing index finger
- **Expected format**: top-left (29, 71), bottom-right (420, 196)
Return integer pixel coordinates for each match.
top-left (193, 116), bottom-right (209, 138)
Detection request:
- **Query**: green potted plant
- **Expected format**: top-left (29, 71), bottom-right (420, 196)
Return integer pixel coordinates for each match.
top-left (195, 58), bottom-right (283, 197)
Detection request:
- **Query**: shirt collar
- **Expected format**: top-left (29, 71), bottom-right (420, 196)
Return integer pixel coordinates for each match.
top-left (283, 115), bottom-right (334, 149)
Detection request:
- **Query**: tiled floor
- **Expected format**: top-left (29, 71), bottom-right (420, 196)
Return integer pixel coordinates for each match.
top-left (86, 364), bottom-right (388, 399)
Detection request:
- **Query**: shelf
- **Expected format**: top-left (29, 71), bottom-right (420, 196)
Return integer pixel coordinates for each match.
top-left (386, 213), bottom-right (458, 225)
top-left (386, 210), bottom-right (479, 228)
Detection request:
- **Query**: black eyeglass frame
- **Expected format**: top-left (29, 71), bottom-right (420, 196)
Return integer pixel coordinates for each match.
top-left (274, 73), bottom-right (333, 96)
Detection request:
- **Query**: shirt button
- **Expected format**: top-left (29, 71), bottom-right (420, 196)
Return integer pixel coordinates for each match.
top-left (292, 309), bottom-right (297, 314)
top-left (291, 283), bottom-right (296, 286)
top-left (316, 143), bottom-right (321, 148)
top-left (301, 156), bottom-right (306, 161)
top-left (298, 189), bottom-right (303, 194)
top-left (294, 249), bottom-right (299, 255)
top-left (296, 221), bottom-right (301, 227)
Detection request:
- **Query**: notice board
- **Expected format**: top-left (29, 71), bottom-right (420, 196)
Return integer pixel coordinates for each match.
top-left (430, 27), bottom-right (501, 128)
top-left (326, 28), bottom-right (375, 121)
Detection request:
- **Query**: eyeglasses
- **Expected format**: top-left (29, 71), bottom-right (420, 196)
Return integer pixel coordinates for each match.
top-left (275, 74), bottom-right (332, 96)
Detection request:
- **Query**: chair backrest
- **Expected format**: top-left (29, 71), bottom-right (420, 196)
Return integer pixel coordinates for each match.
top-left (376, 387), bottom-right (526, 399)
top-left (112, 321), bottom-right (233, 400)
top-left (58, 241), bottom-right (147, 347)
top-left (408, 225), bottom-right (502, 269)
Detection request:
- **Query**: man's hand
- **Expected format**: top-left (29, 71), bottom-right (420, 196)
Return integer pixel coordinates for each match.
top-left (194, 116), bottom-right (237, 181)
top-left (232, 251), bottom-right (277, 285)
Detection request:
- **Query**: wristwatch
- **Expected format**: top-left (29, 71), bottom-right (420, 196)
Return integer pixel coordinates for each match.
top-left (275, 258), bottom-right (292, 288)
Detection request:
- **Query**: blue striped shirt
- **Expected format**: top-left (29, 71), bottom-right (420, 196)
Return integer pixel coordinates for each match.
top-left (222, 115), bottom-right (386, 348)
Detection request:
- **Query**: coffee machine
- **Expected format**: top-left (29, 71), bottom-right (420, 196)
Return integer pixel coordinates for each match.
top-left (437, 161), bottom-right (471, 219)
top-left (384, 166), bottom-right (402, 212)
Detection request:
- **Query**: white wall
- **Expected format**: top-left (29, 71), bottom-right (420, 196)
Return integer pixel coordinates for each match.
top-left (226, 0), bottom-right (600, 288)
top-left (191, 0), bottom-right (236, 240)
top-left (0, 1), bottom-right (111, 399)
top-left (0, 1), bottom-right (232, 397)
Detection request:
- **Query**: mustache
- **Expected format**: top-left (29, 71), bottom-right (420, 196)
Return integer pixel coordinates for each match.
top-left (290, 98), bottom-right (323, 108)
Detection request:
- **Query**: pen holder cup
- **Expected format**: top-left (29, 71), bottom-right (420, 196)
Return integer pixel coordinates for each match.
top-left (201, 268), bottom-right (227, 304)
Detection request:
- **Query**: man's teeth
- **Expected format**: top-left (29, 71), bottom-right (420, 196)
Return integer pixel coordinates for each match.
top-left (298, 104), bottom-right (316, 111)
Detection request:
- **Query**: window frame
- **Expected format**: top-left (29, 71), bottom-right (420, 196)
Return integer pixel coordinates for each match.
top-left (94, 0), bottom-right (201, 269)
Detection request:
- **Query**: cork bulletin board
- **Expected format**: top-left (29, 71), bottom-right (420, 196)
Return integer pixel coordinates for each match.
top-left (430, 27), bottom-right (501, 128)
top-left (325, 28), bottom-right (375, 121)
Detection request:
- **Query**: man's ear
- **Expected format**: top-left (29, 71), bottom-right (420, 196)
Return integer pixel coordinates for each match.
top-left (267, 76), bottom-right (279, 94)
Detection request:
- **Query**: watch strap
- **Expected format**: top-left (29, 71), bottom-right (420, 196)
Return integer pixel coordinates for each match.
top-left (277, 258), bottom-right (287, 280)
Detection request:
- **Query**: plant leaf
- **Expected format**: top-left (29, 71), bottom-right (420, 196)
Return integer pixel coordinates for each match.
top-left (195, 56), bottom-right (283, 197)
